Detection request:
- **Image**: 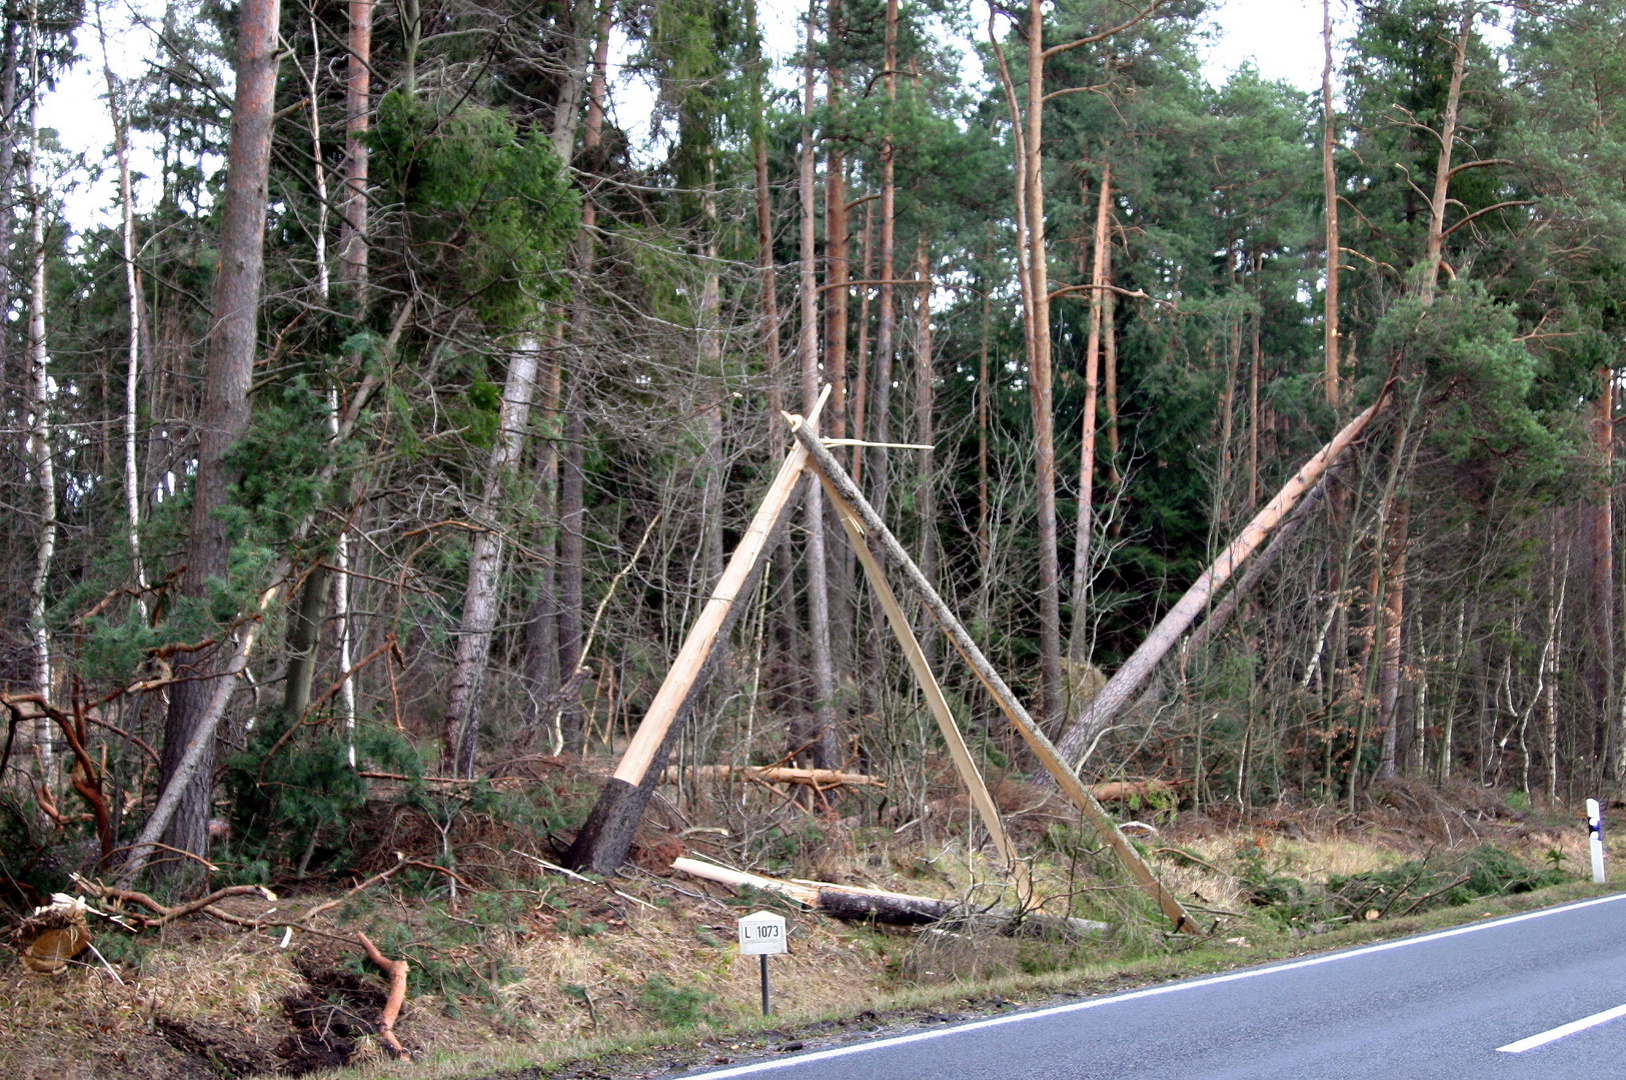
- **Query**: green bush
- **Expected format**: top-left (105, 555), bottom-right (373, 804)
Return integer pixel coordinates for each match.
top-left (638, 976), bottom-right (714, 1027)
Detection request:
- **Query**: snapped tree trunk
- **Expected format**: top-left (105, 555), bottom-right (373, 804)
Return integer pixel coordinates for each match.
top-left (1053, 392), bottom-right (1391, 769)
top-left (154, 0), bottom-right (282, 876)
top-left (566, 424), bottom-right (819, 874)
top-left (1068, 166), bottom-right (1111, 663)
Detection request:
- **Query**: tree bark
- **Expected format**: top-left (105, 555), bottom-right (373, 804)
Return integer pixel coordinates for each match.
top-left (25, 29), bottom-right (55, 768)
top-left (1024, 0), bottom-right (1063, 729)
top-left (442, 338), bottom-right (542, 776)
top-left (156, 0), bottom-right (282, 874)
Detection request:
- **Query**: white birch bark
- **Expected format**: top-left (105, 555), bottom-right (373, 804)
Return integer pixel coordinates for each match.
top-left (25, 16), bottom-right (55, 772)
top-left (443, 337), bottom-right (542, 775)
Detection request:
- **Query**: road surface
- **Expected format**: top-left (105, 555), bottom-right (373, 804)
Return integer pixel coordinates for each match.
top-left (683, 892), bottom-right (1626, 1079)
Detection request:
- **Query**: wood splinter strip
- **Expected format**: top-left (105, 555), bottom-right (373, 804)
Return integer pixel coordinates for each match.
top-left (357, 932), bottom-right (410, 1061)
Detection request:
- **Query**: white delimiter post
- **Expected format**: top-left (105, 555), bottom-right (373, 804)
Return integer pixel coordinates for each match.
top-left (1587, 798), bottom-right (1607, 884)
top-left (738, 911), bottom-right (787, 1016)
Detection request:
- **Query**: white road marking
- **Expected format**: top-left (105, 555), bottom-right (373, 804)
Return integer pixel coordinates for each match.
top-left (1497, 1002), bottom-right (1626, 1053)
top-left (686, 892), bottom-right (1626, 1079)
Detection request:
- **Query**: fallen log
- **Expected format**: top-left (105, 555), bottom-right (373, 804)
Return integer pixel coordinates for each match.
top-left (1053, 389), bottom-right (1392, 769)
top-left (670, 857), bottom-right (1107, 936)
top-left (658, 765), bottom-right (885, 788)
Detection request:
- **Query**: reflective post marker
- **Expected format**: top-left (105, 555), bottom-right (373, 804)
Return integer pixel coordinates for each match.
top-left (1588, 798), bottom-right (1606, 884)
top-left (738, 910), bottom-right (787, 1015)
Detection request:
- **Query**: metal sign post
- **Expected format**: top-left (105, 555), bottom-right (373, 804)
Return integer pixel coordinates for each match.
top-left (738, 910), bottom-right (787, 1015)
top-left (1587, 798), bottom-right (1607, 884)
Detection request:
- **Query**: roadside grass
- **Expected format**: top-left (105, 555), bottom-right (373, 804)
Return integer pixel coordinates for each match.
top-left (307, 877), bottom-right (1619, 1080)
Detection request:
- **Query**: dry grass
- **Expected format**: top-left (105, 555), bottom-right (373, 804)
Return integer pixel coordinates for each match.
top-left (1, 775), bottom-right (1609, 1080)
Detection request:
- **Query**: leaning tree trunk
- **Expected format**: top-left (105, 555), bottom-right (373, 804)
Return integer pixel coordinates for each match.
top-left (1053, 392), bottom-right (1391, 769)
top-left (153, 0), bottom-right (282, 877)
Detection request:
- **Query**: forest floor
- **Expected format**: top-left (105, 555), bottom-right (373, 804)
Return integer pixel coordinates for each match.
top-left (0, 776), bottom-right (1613, 1080)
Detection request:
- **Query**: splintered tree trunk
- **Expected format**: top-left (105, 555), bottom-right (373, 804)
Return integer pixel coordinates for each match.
top-left (567, 437), bottom-right (816, 874)
top-left (797, 2), bottom-right (835, 768)
top-left (1321, 0), bottom-right (1340, 408)
top-left (1054, 394), bottom-right (1390, 769)
top-left (442, 338), bottom-right (541, 775)
top-left (1068, 167), bottom-right (1110, 663)
top-left (155, 0), bottom-right (282, 874)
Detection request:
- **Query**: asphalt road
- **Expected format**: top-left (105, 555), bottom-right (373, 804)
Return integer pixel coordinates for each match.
top-left (682, 892), bottom-right (1626, 1080)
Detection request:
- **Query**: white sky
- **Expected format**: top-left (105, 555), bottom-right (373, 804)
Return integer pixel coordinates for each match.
top-left (39, 0), bottom-right (1346, 236)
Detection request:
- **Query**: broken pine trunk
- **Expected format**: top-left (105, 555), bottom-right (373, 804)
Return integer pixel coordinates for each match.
top-left (1052, 388), bottom-right (1393, 771)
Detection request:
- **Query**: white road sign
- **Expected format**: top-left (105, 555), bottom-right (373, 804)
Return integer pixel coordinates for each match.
top-left (738, 910), bottom-right (787, 955)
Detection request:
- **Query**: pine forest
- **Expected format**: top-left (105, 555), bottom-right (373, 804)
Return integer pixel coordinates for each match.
top-left (3, 0), bottom-right (1626, 1072)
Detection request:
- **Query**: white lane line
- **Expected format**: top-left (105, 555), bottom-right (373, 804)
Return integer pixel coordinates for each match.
top-left (1497, 1002), bottom-right (1626, 1053)
top-left (686, 892), bottom-right (1626, 1079)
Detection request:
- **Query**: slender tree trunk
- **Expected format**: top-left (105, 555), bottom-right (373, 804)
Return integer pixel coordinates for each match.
top-left (1321, 0), bottom-right (1340, 408)
top-left (1376, 488), bottom-right (1408, 780)
top-left (555, 2), bottom-right (608, 755)
top-left (334, 0), bottom-right (371, 762)
top-left (1593, 373), bottom-right (1616, 768)
top-left (337, 0), bottom-right (370, 298)
top-left (282, 20), bottom-right (333, 725)
top-left (824, 0), bottom-right (848, 451)
top-left (1103, 248), bottom-right (1120, 492)
top-left (97, 15), bottom-right (146, 609)
top-left (1025, 0), bottom-right (1063, 728)
top-left (1068, 167), bottom-right (1110, 663)
top-left (1248, 298), bottom-right (1261, 509)
top-left (442, 337), bottom-right (542, 776)
top-left (851, 197), bottom-right (873, 484)
top-left (25, 25), bottom-right (55, 767)
top-left (914, 238), bottom-right (936, 670)
top-left (976, 254), bottom-right (991, 566)
top-left (868, 0), bottom-right (897, 518)
top-left (798, 1), bottom-right (834, 768)
top-left (155, 0), bottom-right (282, 874)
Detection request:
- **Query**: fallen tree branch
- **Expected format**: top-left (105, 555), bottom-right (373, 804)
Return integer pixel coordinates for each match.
top-left (658, 765), bottom-right (885, 789)
top-left (73, 877), bottom-right (276, 927)
top-left (356, 932), bottom-right (410, 1061)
